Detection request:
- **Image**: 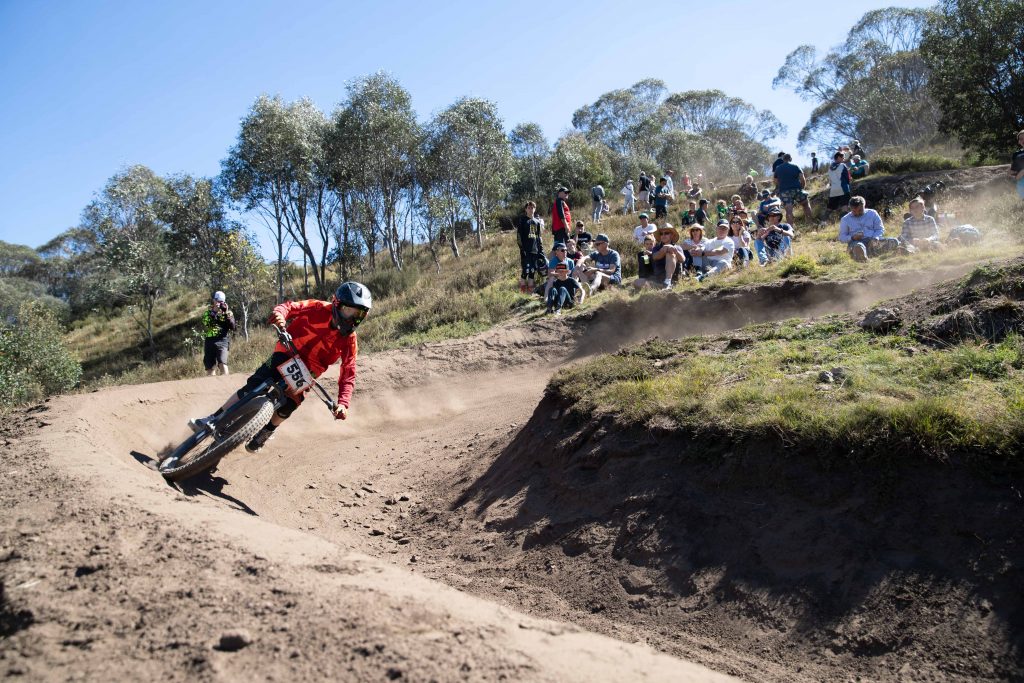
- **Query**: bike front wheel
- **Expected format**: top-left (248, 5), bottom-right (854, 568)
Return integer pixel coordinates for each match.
top-left (159, 397), bottom-right (275, 483)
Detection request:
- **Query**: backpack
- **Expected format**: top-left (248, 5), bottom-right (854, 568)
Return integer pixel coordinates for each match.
top-left (592, 186), bottom-right (603, 201)
top-left (948, 224), bottom-right (982, 245)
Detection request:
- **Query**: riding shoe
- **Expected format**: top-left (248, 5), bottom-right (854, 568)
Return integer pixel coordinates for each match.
top-left (188, 416), bottom-right (213, 433)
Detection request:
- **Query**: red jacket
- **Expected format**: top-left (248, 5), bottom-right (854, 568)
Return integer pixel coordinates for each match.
top-left (551, 198), bottom-right (571, 233)
top-left (272, 300), bottom-right (358, 408)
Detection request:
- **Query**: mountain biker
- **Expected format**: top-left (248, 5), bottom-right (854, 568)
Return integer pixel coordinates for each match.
top-left (188, 282), bottom-right (372, 453)
top-left (202, 291), bottom-right (236, 376)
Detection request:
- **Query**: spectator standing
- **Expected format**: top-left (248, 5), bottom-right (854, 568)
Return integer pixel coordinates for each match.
top-left (682, 225), bottom-right (708, 276)
top-left (638, 172), bottom-right (652, 210)
top-left (839, 196), bottom-right (899, 262)
top-left (202, 291), bottom-right (236, 376)
top-left (811, 152), bottom-right (819, 173)
top-left (682, 171), bottom-right (691, 191)
top-left (652, 176), bottom-right (672, 219)
top-left (825, 151), bottom-right (852, 221)
top-left (651, 224), bottom-right (684, 290)
top-left (773, 153), bottom-right (813, 224)
top-left (590, 183), bottom-right (606, 223)
top-left (546, 263), bottom-right (585, 316)
top-left (901, 197), bottom-right (944, 251)
top-left (632, 234), bottom-right (659, 289)
top-left (551, 186), bottom-right (572, 246)
top-left (581, 234), bottom-right (621, 292)
top-left (1013, 130), bottom-right (1024, 200)
top-left (739, 176), bottom-right (758, 203)
top-left (664, 169), bottom-right (676, 196)
top-left (632, 212), bottom-right (656, 244)
top-left (621, 179), bottom-right (636, 214)
top-left (771, 152), bottom-right (786, 176)
top-left (698, 221), bottom-right (736, 282)
top-left (851, 140), bottom-right (866, 158)
top-left (516, 201), bottom-right (545, 293)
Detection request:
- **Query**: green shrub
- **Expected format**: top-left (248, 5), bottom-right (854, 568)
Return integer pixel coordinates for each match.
top-left (0, 302), bottom-right (82, 407)
top-left (868, 154), bottom-right (959, 174)
top-left (779, 255), bottom-right (821, 278)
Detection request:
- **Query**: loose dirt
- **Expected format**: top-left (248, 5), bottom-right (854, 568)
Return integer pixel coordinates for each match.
top-left (3, 264), bottom-right (1021, 681)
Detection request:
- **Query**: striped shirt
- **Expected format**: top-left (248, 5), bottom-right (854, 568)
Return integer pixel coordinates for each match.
top-left (901, 215), bottom-right (939, 242)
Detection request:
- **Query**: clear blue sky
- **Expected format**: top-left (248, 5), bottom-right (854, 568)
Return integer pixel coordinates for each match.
top-left (0, 0), bottom-right (933, 250)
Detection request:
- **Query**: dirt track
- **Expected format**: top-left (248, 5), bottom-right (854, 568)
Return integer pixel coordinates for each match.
top-left (3, 264), bottom-right (1020, 681)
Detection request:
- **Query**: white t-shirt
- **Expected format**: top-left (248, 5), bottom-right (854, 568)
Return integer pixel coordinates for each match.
top-left (703, 236), bottom-right (735, 264)
top-left (633, 223), bottom-right (656, 244)
top-left (729, 230), bottom-right (751, 249)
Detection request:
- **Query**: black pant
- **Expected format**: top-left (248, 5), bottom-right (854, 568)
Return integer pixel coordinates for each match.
top-left (237, 352), bottom-right (299, 418)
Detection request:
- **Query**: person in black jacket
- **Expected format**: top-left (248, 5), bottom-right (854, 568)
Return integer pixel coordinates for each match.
top-left (517, 201), bottom-right (546, 293)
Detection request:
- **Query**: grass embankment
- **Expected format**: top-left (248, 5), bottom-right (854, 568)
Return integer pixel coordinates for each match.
top-left (67, 182), bottom-right (1023, 391)
top-left (551, 261), bottom-right (1024, 462)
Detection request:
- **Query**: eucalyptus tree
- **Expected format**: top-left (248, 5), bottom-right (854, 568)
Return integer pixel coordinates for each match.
top-left (571, 79), bottom-right (668, 158)
top-left (81, 165), bottom-right (179, 352)
top-left (544, 132), bottom-right (613, 194)
top-left (509, 122), bottom-right (550, 202)
top-left (331, 73), bottom-right (420, 271)
top-left (773, 7), bottom-right (939, 151)
top-left (430, 97), bottom-right (512, 248)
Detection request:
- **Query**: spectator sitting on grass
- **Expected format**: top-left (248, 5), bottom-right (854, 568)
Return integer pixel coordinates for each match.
top-left (687, 183), bottom-right (703, 202)
top-left (695, 198), bottom-right (710, 226)
top-left (633, 233), bottom-right (659, 289)
top-left (849, 155), bottom-right (869, 179)
top-left (900, 197), bottom-right (944, 252)
top-left (680, 200), bottom-right (698, 227)
top-left (682, 225), bottom-right (708, 277)
top-left (565, 238), bottom-right (587, 271)
top-left (652, 176), bottom-right (672, 219)
top-left (758, 209), bottom-right (795, 264)
top-left (621, 179), bottom-right (636, 214)
top-left (839, 196), bottom-right (899, 262)
top-left (651, 224), bottom-right (684, 290)
top-left (632, 212), bottom-right (656, 245)
top-left (572, 220), bottom-right (592, 252)
top-left (756, 189), bottom-right (781, 228)
top-left (739, 176), bottom-right (758, 203)
top-left (543, 242), bottom-right (574, 298)
top-left (697, 221), bottom-right (736, 282)
top-left (715, 199), bottom-right (729, 222)
top-left (581, 233), bottom-right (621, 293)
top-left (730, 197), bottom-right (747, 217)
top-left (546, 263), bottom-right (585, 316)
top-left (728, 216), bottom-right (753, 267)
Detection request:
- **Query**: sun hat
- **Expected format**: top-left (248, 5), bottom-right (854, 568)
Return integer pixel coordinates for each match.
top-left (658, 224), bottom-right (680, 243)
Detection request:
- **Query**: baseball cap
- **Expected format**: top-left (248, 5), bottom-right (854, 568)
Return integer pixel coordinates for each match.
top-left (553, 242), bottom-right (567, 250)
top-left (594, 234), bottom-right (610, 244)
top-left (213, 291), bottom-right (226, 302)
top-left (554, 263), bottom-right (569, 272)
top-left (556, 186), bottom-right (570, 194)
top-left (638, 213), bottom-right (649, 220)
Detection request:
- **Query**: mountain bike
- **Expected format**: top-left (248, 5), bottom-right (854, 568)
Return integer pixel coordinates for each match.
top-left (158, 326), bottom-right (336, 483)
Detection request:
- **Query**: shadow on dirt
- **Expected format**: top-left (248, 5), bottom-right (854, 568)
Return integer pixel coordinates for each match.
top-left (129, 450), bottom-right (257, 516)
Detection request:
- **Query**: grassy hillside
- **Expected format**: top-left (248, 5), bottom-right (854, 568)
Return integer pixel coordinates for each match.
top-left (64, 178), bottom-right (1024, 391)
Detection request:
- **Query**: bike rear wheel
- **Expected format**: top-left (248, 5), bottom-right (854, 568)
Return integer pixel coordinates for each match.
top-left (159, 397), bottom-right (274, 483)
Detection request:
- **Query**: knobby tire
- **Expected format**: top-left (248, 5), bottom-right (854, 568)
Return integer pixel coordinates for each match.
top-left (160, 397), bottom-right (274, 483)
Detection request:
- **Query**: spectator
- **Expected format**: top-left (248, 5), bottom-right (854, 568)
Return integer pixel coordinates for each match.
top-left (680, 200), bottom-right (698, 226)
top-left (695, 198), bottom-right (711, 226)
top-left (652, 176), bottom-right (672, 219)
top-left (774, 153), bottom-right (813, 224)
top-left (696, 171), bottom-right (705, 187)
top-left (824, 151), bottom-right (852, 221)
top-left (682, 171), bottom-right (691, 191)
top-left (728, 216), bottom-right (753, 267)
top-left (546, 263), bottom-right (585, 316)
top-left (621, 179), bottom-right (636, 214)
top-left (590, 183), bottom-right (606, 223)
top-left (771, 152), bottom-right (786, 175)
top-left (811, 152), bottom-right (819, 173)
top-left (664, 169), bottom-right (676, 196)
top-left (581, 233), bottom-right (622, 292)
top-left (516, 200), bottom-right (545, 293)
top-left (901, 197), bottom-right (944, 252)
top-left (687, 183), bottom-right (703, 202)
top-left (551, 186), bottom-right (572, 245)
top-left (632, 212), bottom-right (656, 244)
top-left (758, 209), bottom-right (795, 264)
top-left (739, 175), bottom-right (759, 203)
top-left (682, 225), bottom-right (708, 277)
top-left (572, 220), bottom-right (593, 251)
top-left (202, 291), bottom-right (236, 376)
top-left (715, 199), bottom-right (729, 223)
top-left (698, 221), bottom-right (736, 282)
top-left (1013, 129), bottom-right (1024, 200)
top-left (633, 233), bottom-right (659, 289)
top-left (839, 196), bottom-right (899, 262)
top-left (565, 238), bottom-right (587, 271)
top-left (849, 155), bottom-right (869, 179)
top-left (756, 189), bottom-right (781, 228)
top-left (851, 139), bottom-right (866, 159)
top-left (730, 197), bottom-right (747, 217)
top-left (600, 198), bottom-right (611, 217)
top-left (543, 242), bottom-right (574, 298)
top-left (651, 224), bottom-right (684, 290)
top-left (638, 172), bottom-right (652, 210)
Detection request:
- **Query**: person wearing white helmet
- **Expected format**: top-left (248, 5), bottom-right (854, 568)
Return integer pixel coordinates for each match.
top-left (202, 291), bottom-right (236, 376)
top-left (189, 282), bottom-right (372, 454)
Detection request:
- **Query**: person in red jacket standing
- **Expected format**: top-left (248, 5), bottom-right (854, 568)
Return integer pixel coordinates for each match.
top-left (188, 282), bottom-right (372, 453)
top-left (551, 186), bottom-right (572, 246)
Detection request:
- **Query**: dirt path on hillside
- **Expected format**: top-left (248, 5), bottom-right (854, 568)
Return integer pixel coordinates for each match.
top-left (3, 264), bottom-right (1015, 682)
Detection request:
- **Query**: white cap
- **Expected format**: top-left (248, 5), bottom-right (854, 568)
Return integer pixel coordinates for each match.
top-left (212, 291), bottom-right (226, 302)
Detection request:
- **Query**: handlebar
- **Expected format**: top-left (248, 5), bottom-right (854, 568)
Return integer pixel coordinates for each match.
top-left (272, 324), bottom-right (338, 414)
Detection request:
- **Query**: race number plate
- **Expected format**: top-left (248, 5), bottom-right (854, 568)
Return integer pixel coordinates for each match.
top-left (276, 356), bottom-right (313, 396)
